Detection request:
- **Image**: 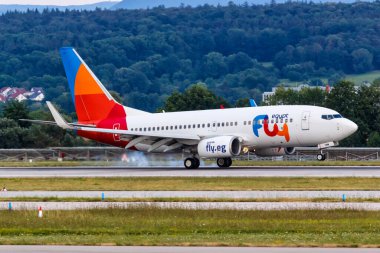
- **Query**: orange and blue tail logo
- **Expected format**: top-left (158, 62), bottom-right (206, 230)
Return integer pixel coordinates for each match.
top-left (60, 47), bottom-right (128, 147)
top-left (60, 47), bottom-right (126, 124)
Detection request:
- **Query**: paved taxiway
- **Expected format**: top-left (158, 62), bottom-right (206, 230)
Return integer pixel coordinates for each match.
top-left (0, 246), bottom-right (379, 253)
top-left (1, 166), bottom-right (380, 177)
top-left (2, 201), bottom-right (380, 210)
top-left (2, 190), bottom-right (379, 198)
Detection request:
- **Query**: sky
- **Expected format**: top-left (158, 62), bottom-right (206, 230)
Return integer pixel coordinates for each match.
top-left (0, 0), bottom-right (120, 5)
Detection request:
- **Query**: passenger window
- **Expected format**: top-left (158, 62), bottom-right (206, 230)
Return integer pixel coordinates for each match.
top-left (217, 123), bottom-right (220, 127)
top-left (271, 119), bottom-right (274, 124)
top-left (193, 124), bottom-right (196, 128)
top-left (280, 119), bottom-right (283, 123)
top-left (139, 128), bottom-right (142, 131)
top-left (184, 125), bottom-right (187, 129)
top-left (197, 124), bottom-right (200, 128)
top-left (188, 125), bottom-right (191, 129)
top-left (153, 127), bottom-right (155, 131)
top-left (290, 119), bottom-right (293, 123)
top-left (244, 121), bottom-right (247, 125)
top-left (179, 125), bottom-right (182, 129)
top-left (226, 122), bottom-right (229, 126)
top-left (144, 128), bottom-right (146, 131)
top-left (170, 126), bottom-right (173, 130)
top-left (285, 119), bottom-right (288, 123)
top-left (248, 121), bottom-right (251, 125)
top-left (207, 123), bottom-right (210, 127)
top-left (213, 123), bottom-right (216, 127)
top-left (230, 122), bottom-right (233, 126)
top-left (161, 126), bottom-right (164, 130)
top-left (222, 122), bottom-right (225, 127)
top-left (166, 126), bottom-right (169, 130)
top-left (175, 126), bottom-right (177, 130)
top-left (235, 122), bottom-right (238, 126)
top-left (202, 124), bottom-right (205, 128)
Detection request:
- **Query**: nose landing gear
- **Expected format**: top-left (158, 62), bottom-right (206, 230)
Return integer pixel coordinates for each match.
top-left (217, 157), bottom-right (232, 168)
top-left (316, 153), bottom-right (326, 161)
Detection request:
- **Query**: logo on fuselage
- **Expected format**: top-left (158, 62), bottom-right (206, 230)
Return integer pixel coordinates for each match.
top-left (253, 114), bottom-right (290, 142)
top-left (206, 141), bottom-right (226, 154)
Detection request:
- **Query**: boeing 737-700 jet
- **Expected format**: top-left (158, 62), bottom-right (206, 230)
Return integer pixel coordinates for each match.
top-left (25, 47), bottom-right (358, 169)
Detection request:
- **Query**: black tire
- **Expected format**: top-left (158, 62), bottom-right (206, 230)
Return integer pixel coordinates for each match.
top-left (217, 158), bottom-right (226, 168)
top-left (322, 154), bottom-right (327, 161)
top-left (194, 158), bottom-right (200, 168)
top-left (317, 154), bottom-right (324, 161)
top-left (184, 158), bottom-right (195, 169)
top-left (226, 158), bottom-right (232, 167)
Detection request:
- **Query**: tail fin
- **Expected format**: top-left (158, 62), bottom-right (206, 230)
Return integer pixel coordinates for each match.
top-left (60, 47), bottom-right (149, 124)
top-left (60, 47), bottom-right (124, 123)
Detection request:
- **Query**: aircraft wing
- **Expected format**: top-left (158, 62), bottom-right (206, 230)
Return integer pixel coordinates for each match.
top-left (30, 102), bottom-right (201, 142)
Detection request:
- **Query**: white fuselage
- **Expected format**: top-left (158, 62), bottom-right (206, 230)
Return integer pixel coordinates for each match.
top-left (125, 105), bottom-right (357, 153)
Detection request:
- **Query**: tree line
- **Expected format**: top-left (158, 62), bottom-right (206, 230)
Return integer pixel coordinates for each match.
top-left (0, 2), bottom-right (379, 112)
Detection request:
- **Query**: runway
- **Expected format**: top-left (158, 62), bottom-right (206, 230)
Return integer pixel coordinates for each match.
top-left (0, 246), bottom-right (379, 253)
top-left (2, 190), bottom-right (379, 199)
top-left (1, 166), bottom-right (380, 177)
top-left (2, 201), bottom-right (380, 210)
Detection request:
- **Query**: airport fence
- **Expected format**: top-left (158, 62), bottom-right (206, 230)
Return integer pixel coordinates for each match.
top-left (0, 147), bottom-right (379, 162)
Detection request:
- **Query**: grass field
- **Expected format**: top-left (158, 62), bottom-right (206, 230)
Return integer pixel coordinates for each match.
top-left (0, 208), bottom-right (379, 247)
top-left (1, 177), bottom-right (380, 191)
top-left (1, 197), bottom-right (380, 202)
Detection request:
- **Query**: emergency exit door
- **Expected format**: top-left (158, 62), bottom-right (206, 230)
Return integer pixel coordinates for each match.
top-left (301, 111), bottom-right (310, 130)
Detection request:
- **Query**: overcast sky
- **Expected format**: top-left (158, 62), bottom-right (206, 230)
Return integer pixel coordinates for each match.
top-left (0, 0), bottom-right (120, 5)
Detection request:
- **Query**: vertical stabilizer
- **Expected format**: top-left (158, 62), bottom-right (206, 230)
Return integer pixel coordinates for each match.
top-left (60, 47), bottom-right (126, 123)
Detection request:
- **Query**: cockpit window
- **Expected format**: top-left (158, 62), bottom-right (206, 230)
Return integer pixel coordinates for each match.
top-left (321, 114), bottom-right (343, 120)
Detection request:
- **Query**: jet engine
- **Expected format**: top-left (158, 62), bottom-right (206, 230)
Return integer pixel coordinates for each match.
top-left (284, 147), bottom-right (296, 155)
top-left (254, 147), bottom-right (296, 156)
top-left (254, 147), bottom-right (286, 157)
top-left (197, 136), bottom-right (241, 158)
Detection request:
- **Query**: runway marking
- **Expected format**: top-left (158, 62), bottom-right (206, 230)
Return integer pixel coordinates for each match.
top-left (2, 190), bottom-right (380, 199)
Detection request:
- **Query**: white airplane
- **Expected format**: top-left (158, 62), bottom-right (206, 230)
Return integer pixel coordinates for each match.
top-left (28, 47), bottom-right (358, 168)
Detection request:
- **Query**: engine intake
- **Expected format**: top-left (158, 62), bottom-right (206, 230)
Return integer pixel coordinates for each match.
top-left (198, 136), bottom-right (241, 158)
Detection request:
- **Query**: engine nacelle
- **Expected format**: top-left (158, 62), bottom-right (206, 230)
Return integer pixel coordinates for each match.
top-left (284, 147), bottom-right (296, 155)
top-left (197, 136), bottom-right (241, 158)
top-left (254, 148), bottom-right (286, 157)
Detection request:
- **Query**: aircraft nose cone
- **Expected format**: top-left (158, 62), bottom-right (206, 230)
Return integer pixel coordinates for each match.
top-left (345, 119), bottom-right (358, 136)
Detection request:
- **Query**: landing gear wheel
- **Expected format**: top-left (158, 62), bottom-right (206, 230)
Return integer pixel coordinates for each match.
top-left (184, 157), bottom-right (200, 169)
top-left (317, 154), bottom-right (326, 161)
top-left (217, 158), bottom-right (232, 168)
top-left (194, 158), bottom-right (200, 168)
top-left (225, 158), bottom-right (232, 167)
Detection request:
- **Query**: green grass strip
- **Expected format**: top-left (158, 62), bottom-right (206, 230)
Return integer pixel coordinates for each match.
top-left (1, 177), bottom-right (380, 191)
top-left (0, 208), bottom-right (379, 247)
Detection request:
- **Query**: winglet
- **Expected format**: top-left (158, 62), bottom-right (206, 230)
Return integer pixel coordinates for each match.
top-left (249, 99), bottom-right (257, 107)
top-left (46, 101), bottom-right (73, 130)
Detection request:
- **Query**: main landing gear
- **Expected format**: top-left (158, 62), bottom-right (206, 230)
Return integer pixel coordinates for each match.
top-left (317, 153), bottom-right (326, 161)
top-left (217, 158), bottom-right (232, 168)
top-left (184, 157), bottom-right (200, 169)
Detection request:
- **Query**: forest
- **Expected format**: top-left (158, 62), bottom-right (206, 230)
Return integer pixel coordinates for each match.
top-left (0, 1), bottom-right (379, 113)
top-left (0, 2), bottom-right (380, 148)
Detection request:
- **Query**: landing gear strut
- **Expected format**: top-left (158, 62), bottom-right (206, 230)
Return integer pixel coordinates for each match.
top-left (217, 158), bottom-right (232, 168)
top-left (316, 153), bottom-right (326, 161)
top-left (184, 157), bottom-right (200, 169)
